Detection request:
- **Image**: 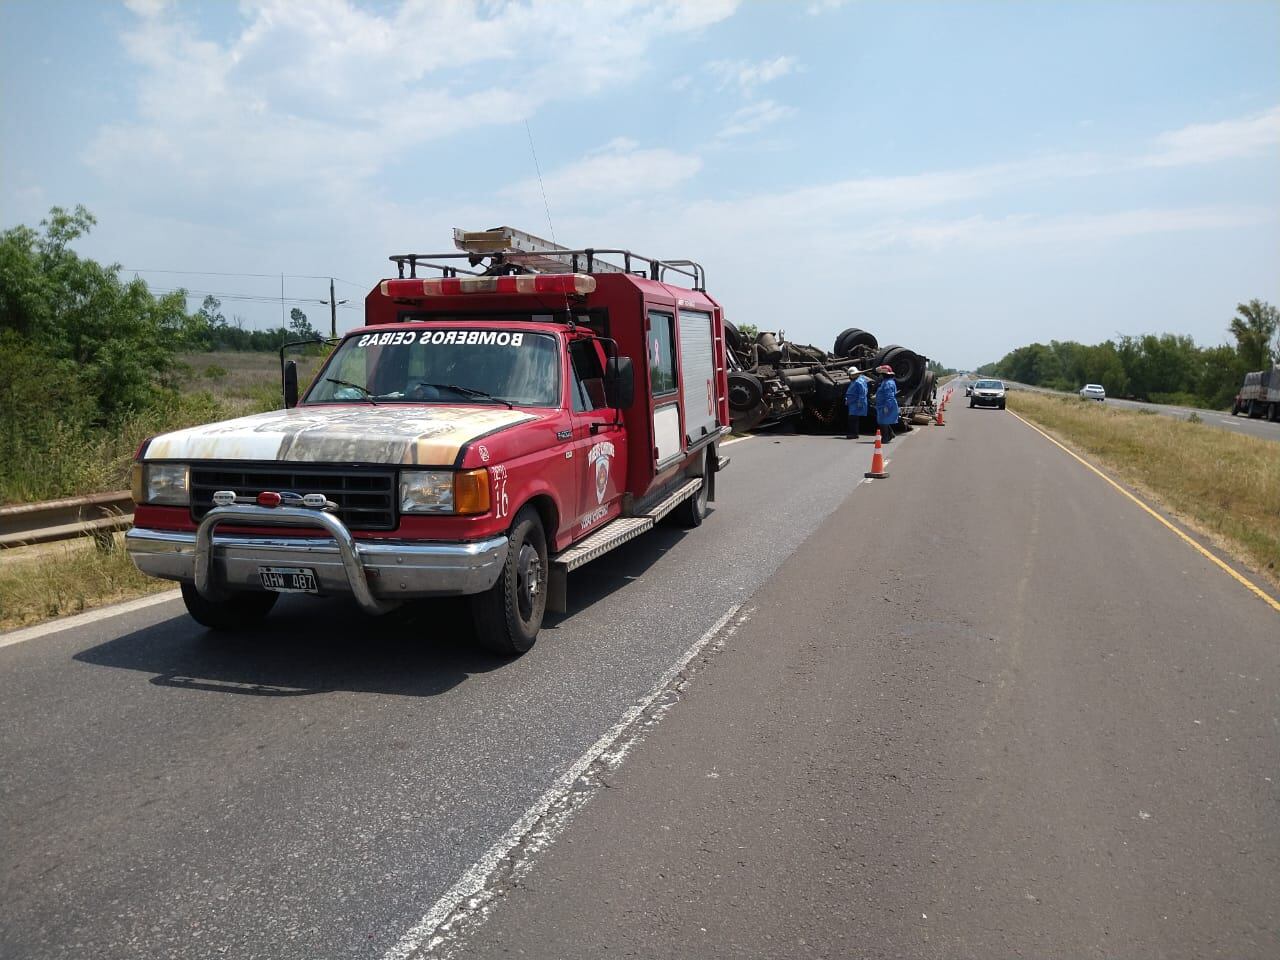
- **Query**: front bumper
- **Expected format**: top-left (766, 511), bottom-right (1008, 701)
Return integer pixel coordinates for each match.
top-left (972, 394), bottom-right (1005, 406)
top-left (127, 503), bottom-right (508, 615)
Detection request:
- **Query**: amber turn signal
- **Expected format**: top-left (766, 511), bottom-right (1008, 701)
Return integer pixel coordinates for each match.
top-left (453, 468), bottom-right (491, 515)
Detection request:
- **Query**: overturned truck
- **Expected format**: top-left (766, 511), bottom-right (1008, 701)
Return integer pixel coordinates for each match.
top-left (724, 324), bottom-right (936, 433)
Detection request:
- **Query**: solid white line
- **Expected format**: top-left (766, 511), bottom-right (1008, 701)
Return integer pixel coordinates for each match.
top-left (382, 603), bottom-right (749, 960)
top-left (0, 590), bottom-right (182, 650)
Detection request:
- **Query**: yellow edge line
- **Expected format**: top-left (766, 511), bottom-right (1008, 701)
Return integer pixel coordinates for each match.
top-left (1008, 410), bottom-right (1280, 615)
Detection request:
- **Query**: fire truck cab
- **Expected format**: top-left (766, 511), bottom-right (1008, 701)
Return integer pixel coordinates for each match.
top-left (126, 228), bottom-right (732, 654)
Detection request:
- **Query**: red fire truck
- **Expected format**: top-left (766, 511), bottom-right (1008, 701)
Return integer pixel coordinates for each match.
top-left (126, 228), bottom-right (732, 654)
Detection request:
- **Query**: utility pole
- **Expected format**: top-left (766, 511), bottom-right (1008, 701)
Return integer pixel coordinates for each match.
top-left (326, 278), bottom-right (348, 337)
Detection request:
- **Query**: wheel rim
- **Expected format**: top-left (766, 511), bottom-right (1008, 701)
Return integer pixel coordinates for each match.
top-left (695, 473), bottom-right (709, 514)
top-left (516, 543), bottom-right (542, 622)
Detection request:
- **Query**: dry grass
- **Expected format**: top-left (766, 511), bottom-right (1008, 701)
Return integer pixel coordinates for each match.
top-left (0, 534), bottom-right (174, 632)
top-left (176, 349), bottom-right (329, 415)
top-left (1008, 391), bottom-right (1280, 584)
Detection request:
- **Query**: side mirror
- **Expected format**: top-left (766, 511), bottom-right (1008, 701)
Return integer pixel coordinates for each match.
top-left (283, 360), bottom-right (299, 409)
top-left (606, 356), bottom-right (635, 409)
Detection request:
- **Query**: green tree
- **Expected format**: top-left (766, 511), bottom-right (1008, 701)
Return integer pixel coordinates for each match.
top-left (289, 307), bottom-right (318, 339)
top-left (1228, 299), bottom-right (1279, 370)
top-left (0, 205), bottom-right (189, 419)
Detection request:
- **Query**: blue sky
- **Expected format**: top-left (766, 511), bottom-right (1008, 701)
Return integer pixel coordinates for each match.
top-left (2, 0), bottom-right (1277, 368)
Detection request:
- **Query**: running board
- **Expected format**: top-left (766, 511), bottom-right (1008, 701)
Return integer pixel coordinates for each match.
top-left (546, 478), bottom-right (702, 613)
top-left (555, 517), bottom-right (654, 573)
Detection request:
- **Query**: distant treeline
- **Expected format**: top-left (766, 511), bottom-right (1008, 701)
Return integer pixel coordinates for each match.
top-left (977, 301), bottom-right (1280, 410)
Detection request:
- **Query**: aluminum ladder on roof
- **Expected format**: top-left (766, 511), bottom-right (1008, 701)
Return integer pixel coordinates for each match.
top-left (453, 226), bottom-right (627, 275)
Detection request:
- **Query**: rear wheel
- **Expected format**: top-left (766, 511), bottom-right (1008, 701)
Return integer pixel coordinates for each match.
top-left (471, 506), bottom-right (547, 656)
top-left (673, 451), bottom-right (711, 529)
top-left (181, 583), bottom-right (278, 631)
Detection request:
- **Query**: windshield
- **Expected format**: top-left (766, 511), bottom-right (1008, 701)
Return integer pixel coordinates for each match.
top-left (975, 380), bottom-right (1004, 389)
top-left (305, 328), bottom-right (561, 407)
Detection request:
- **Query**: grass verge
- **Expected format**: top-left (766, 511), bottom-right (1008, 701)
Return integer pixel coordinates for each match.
top-left (0, 534), bottom-right (174, 633)
top-left (1007, 391), bottom-right (1280, 586)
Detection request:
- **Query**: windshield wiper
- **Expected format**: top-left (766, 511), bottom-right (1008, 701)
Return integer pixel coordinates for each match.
top-left (323, 377), bottom-right (379, 405)
top-left (420, 383), bottom-right (514, 409)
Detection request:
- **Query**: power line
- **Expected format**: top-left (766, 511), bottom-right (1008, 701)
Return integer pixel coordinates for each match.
top-left (122, 267), bottom-right (368, 289)
top-left (149, 286), bottom-right (359, 309)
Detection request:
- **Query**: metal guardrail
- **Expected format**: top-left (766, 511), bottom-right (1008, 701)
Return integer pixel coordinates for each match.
top-left (0, 491), bottom-right (134, 549)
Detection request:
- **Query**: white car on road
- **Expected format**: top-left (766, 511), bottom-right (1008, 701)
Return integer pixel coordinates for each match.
top-left (1079, 384), bottom-right (1106, 401)
top-left (970, 379), bottom-right (1006, 409)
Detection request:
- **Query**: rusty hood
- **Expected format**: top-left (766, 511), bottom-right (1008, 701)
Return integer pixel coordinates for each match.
top-left (143, 405), bottom-right (540, 466)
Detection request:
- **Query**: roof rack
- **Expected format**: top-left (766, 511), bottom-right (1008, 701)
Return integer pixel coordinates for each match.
top-left (388, 225), bottom-right (706, 292)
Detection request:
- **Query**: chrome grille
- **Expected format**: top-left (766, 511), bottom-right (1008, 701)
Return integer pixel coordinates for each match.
top-left (190, 465), bottom-right (397, 531)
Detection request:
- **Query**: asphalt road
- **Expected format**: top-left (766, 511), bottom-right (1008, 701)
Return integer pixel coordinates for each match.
top-left (971, 376), bottom-right (1280, 442)
top-left (3, 405), bottom-right (1277, 959)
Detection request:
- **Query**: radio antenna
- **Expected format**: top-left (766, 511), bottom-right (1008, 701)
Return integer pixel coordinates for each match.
top-left (524, 120), bottom-right (557, 247)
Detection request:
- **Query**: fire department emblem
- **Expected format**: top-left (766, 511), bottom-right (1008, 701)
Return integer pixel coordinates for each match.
top-left (587, 440), bottom-right (615, 504)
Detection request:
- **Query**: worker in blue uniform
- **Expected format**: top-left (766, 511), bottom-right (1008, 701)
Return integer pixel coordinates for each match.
top-left (844, 369), bottom-right (869, 439)
top-left (874, 364), bottom-right (899, 443)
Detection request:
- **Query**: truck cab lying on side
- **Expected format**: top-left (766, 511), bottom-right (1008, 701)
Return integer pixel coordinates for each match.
top-left (126, 228), bottom-right (732, 655)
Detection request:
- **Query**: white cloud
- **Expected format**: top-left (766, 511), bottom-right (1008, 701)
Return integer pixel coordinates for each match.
top-left (1141, 106), bottom-right (1280, 167)
top-left (708, 56), bottom-right (797, 93)
top-left (717, 99), bottom-right (793, 139)
top-left (85, 0), bottom-right (740, 204)
top-left (502, 138), bottom-right (703, 207)
top-left (806, 0), bottom-right (851, 14)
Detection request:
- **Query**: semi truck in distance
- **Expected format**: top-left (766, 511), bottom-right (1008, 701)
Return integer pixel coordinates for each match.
top-left (1231, 365), bottom-right (1280, 422)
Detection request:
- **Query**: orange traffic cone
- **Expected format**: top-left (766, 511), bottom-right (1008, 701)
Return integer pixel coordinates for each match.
top-left (935, 403), bottom-right (945, 426)
top-left (864, 430), bottom-right (890, 479)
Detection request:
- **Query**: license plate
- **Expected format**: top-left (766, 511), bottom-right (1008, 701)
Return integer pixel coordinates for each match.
top-left (258, 566), bottom-right (319, 594)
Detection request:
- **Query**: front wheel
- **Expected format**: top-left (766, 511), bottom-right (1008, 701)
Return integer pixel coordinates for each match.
top-left (470, 506), bottom-right (547, 656)
top-left (673, 451), bottom-right (710, 529)
top-left (969, 400), bottom-right (975, 408)
top-left (181, 583), bottom-right (278, 631)
top-left (999, 400), bottom-right (1006, 409)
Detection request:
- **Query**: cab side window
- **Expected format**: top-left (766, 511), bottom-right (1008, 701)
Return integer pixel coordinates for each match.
top-left (569, 339), bottom-right (608, 412)
top-left (648, 311), bottom-right (677, 396)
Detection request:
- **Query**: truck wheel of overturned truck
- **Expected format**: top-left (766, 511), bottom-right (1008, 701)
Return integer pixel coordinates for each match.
top-left (181, 583), bottom-right (278, 630)
top-left (673, 451), bottom-right (711, 529)
top-left (471, 506), bottom-right (547, 656)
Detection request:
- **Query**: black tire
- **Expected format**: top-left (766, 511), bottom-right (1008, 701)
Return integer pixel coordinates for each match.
top-left (969, 400), bottom-right (975, 408)
top-left (834, 327), bottom-right (878, 357)
top-left (723, 319), bottom-right (745, 354)
top-left (673, 451), bottom-right (710, 529)
top-left (999, 400), bottom-right (1006, 410)
top-left (470, 506), bottom-right (547, 656)
top-left (181, 583), bottom-right (278, 630)
top-left (727, 371), bottom-right (764, 412)
top-left (1248, 400), bottom-right (1262, 419)
top-left (1230, 401), bottom-right (1239, 416)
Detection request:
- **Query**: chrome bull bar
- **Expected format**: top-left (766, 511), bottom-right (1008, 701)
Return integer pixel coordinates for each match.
top-left (195, 504), bottom-right (396, 615)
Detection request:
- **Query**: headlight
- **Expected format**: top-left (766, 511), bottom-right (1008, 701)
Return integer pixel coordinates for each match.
top-left (131, 463), bottom-right (190, 506)
top-left (399, 468), bottom-right (492, 515)
top-left (400, 470), bottom-right (455, 513)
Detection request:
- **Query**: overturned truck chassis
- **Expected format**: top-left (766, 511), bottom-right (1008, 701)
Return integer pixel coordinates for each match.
top-left (724, 324), bottom-right (937, 433)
